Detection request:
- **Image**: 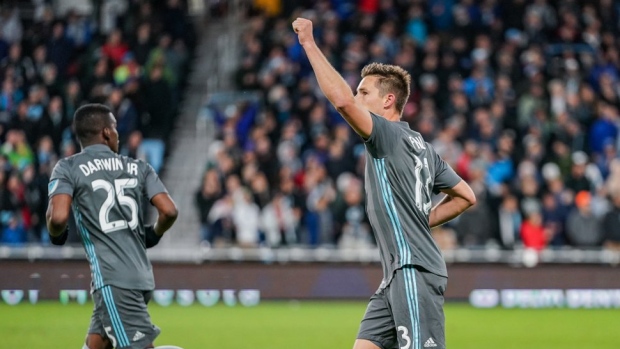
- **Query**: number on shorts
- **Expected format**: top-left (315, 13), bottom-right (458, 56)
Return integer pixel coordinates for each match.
top-left (92, 179), bottom-right (139, 233)
top-left (397, 325), bottom-right (411, 349)
top-left (104, 326), bottom-right (118, 348)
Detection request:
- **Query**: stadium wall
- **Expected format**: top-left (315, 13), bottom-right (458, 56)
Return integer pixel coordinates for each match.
top-left (1, 261), bottom-right (619, 301)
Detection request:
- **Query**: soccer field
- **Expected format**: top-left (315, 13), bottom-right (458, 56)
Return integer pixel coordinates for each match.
top-left (1, 301), bottom-right (618, 349)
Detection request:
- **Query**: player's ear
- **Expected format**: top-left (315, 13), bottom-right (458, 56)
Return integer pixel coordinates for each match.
top-left (103, 127), bottom-right (110, 141)
top-left (384, 93), bottom-right (396, 110)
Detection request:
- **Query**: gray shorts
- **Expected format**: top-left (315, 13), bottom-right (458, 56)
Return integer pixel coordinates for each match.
top-left (357, 266), bottom-right (448, 349)
top-left (88, 285), bottom-right (160, 349)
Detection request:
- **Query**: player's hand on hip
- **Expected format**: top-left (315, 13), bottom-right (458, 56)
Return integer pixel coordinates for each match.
top-left (292, 18), bottom-right (315, 47)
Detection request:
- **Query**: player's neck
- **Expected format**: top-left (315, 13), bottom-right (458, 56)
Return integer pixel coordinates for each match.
top-left (81, 140), bottom-right (110, 151)
top-left (383, 110), bottom-right (402, 122)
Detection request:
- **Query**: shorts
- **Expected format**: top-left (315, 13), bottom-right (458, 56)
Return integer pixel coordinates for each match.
top-left (357, 266), bottom-right (448, 349)
top-left (88, 285), bottom-right (160, 349)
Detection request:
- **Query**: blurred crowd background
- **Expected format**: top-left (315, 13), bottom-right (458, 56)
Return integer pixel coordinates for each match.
top-left (2, 0), bottom-right (620, 254)
top-left (196, 0), bottom-right (620, 252)
top-left (0, 0), bottom-right (195, 245)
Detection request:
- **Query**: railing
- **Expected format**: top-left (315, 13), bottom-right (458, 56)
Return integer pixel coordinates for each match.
top-left (2, 245), bottom-right (619, 266)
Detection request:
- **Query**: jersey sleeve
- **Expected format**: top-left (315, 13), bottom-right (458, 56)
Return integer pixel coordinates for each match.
top-left (143, 162), bottom-right (168, 200)
top-left (364, 112), bottom-right (401, 158)
top-left (432, 148), bottom-right (462, 194)
top-left (48, 160), bottom-right (74, 198)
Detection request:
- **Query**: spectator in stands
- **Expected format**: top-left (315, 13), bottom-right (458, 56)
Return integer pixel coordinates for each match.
top-left (332, 175), bottom-right (371, 249)
top-left (84, 58), bottom-right (113, 102)
top-left (113, 52), bottom-right (141, 86)
top-left (454, 160), bottom-right (492, 246)
top-left (35, 136), bottom-right (56, 175)
top-left (520, 208), bottom-right (548, 251)
top-left (41, 63), bottom-right (62, 97)
top-left (589, 103), bottom-right (619, 156)
top-left (46, 22), bottom-right (72, 77)
top-left (64, 9), bottom-right (94, 51)
top-left (101, 28), bottom-right (128, 67)
top-left (163, 0), bottom-right (189, 41)
top-left (132, 23), bottom-right (154, 66)
top-left (566, 191), bottom-right (602, 247)
top-left (23, 164), bottom-right (46, 242)
top-left (0, 211), bottom-right (26, 245)
top-left (2, 129), bottom-right (33, 170)
top-left (140, 64), bottom-right (171, 173)
top-left (0, 6), bottom-right (23, 45)
top-left (1, 43), bottom-right (33, 87)
top-left (303, 157), bottom-right (336, 246)
top-left (106, 87), bottom-right (138, 145)
top-left (100, 0), bottom-right (129, 35)
top-left (195, 169), bottom-right (223, 245)
top-left (232, 188), bottom-right (261, 247)
top-left (208, 175), bottom-right (241, 246)
top-left (260, 190), bottom-right (300, 247)
top-left (0, 76), bottom-right (23, 119)
top-left (272, 169), bottom-right (304, 245)
top-left (497, 194), bottom-right (522, 249)
top-left (39, 96), bottom-right (67, 151)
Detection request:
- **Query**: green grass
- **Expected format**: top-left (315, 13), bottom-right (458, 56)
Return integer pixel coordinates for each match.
top-left (1, 301), bottom-right (618, 348)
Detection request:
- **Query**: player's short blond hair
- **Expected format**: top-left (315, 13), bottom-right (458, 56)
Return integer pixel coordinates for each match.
top-left (361, 63), bottom-right (411, 114)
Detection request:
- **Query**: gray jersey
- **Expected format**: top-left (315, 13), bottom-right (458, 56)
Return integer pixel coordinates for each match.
top-left (364, 113), bottom-right (461, 287)
top-left (48, 144), bottom-right (168, 291)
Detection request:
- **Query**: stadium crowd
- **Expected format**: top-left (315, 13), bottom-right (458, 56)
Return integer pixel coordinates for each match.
top-left (196, 0), bottom-right (620, 251)
top-left (0, 0), bottom-right (194, 245)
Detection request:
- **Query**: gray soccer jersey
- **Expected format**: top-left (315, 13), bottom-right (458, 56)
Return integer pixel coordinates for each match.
top-left (364, 113), bottom-right (461, 287)
top-left (48, 144), bottom-right (168, 291)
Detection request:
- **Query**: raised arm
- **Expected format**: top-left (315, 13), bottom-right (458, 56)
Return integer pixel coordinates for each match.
top-left (429, 180), bottom-right (476, 228)
top-left (292, 18), bottom-right (372, 138)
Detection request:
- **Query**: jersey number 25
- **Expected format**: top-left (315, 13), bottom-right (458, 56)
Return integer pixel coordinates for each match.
top-left (92, 179), bottom-right (139, 233)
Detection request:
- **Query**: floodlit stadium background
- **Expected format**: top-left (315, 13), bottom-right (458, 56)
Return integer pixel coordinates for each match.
top-left (1, 0), bottom-right (619, 348)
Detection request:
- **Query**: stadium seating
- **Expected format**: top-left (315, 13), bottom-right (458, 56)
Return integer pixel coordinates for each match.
top-left (195, 0), bottom-right (620, 253)
top-left (0, 1), bottom-right (194, 245)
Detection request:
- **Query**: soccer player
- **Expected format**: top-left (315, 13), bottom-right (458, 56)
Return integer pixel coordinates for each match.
top-left (292, 19), bottom-right (476, 349)
top-left (46, 104), bottom-right (178, 349)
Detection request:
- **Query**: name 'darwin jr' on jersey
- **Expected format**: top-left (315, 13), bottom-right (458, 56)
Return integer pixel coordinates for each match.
top-left (79, 158), bottom-right (139, 177)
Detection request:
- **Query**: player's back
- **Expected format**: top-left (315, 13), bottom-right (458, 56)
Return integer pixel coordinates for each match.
top-left (52, 144), bottom-right (155, 291)
top-left (364, 113), bottom-right (462, 284)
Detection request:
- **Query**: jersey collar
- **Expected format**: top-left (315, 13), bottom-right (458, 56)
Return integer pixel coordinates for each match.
top-left (83, 144), bottom-right (113, 153)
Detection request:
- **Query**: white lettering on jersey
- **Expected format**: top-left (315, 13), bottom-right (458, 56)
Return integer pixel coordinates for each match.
top-left (88, 161), bottom-right (98, 173)
top-left (127, 163), bottom-right (138, 176)
top-left (79, 164), bottom-right (89, 176)
top-left (93, 159), bottom-right (103, 170)
top-left (408, 136), bottom-right (426, 150)
top-left (79, 158), bottom-right (125, 177)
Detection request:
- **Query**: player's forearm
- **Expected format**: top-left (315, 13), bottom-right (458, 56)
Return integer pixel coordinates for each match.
top-left (429, 196), bottom-right (473, 228)
top-left (302, 42), bottom-right (355, 109)
top-left (153, 209), bottom-right (178, 236)
top-left (46, 206), bottom-right (69, 237)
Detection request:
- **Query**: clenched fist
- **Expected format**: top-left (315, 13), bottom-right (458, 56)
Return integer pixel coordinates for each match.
top-left (292, 18), bottom-right (315, 47)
